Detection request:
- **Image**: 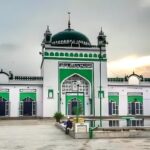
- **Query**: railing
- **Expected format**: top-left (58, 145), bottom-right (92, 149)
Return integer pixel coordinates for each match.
top-left (13, 76), bottom-right (43, 81)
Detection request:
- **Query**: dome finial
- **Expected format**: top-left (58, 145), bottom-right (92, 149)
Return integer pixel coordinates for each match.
top-left (100, 27), bottom-right (104, 35)
top-left (68, 12), bottom-right (71, 29)
top-left (46, 25), bottom-right (50, 32)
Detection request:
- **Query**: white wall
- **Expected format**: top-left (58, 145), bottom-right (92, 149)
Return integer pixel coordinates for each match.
top-left (43, 60), bottom-right (58, 117)
top-left (0, 74), bottom-right (9, 84)
top-left (0, 84), bottom-right (43, 117)
top-left (94, 60), bottom-right (108, 117)
top-left (108, 85), bottom-right (150, 116)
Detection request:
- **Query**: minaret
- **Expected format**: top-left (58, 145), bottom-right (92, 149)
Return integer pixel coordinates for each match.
top-left (97, 27), bottom-right (108, 127)
top-left (44, 26), bottom-right (52, 44)
top-left (41, 26), bottom-right (52, 57)
top-left (97, 27), bottom-right (108, 48)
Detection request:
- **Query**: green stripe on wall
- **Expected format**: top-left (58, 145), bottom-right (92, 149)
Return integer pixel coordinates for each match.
top-left (44, 57), bottom-right (107, 62)
top-left (128, 96), bottom-right (143, 103)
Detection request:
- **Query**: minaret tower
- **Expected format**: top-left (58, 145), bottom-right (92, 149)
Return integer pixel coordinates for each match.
top-left (96, 28), bottom-right (108, 127)
top-left (97, 27), bottom-right (108, 49)
top-left (41, 26), bottom-right (52, 48)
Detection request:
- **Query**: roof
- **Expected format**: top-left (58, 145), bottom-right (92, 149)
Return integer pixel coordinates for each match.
top-left (51, 28), bottom-right (91, 47)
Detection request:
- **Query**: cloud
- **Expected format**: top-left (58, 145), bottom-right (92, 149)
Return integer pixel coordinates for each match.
top-left (139, 0), bottom-right (150, 8)
top-left (135, 66), bottom-right (150, 77)
top-left (108, 55), bottom-right (150, 77)
top-left (0, 43), bottom-right (19, 51)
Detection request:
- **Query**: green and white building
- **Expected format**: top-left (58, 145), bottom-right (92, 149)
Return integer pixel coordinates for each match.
top-left (0, 21), bottom-right (150, 127)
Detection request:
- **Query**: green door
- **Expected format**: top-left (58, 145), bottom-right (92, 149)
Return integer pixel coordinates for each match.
top-left (66, 93), bottom-right (84, 115)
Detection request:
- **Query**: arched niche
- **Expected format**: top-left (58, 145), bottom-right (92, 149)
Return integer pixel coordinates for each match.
top-left (128, 76), bottom-right (140, 85)
top-left (0, 74), bottom-right (9, 84)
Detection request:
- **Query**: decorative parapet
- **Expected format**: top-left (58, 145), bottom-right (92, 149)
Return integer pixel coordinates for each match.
top-left (108, 77), bottom-right (126, 82)
top-left (143, 78), bottom-right (150, 82)
top-left (44, 51), bottom-right (107, 61)
top-left (13, 76), bottom-right (43, 81)
top-left (108, 77), bottom-right (150, 83)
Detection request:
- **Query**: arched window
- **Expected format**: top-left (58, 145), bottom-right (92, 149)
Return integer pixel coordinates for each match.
top-left (93, 54), bottom-right (97, 58)
top-left (79, 53), bottom-right (83, 57)
top-left (84, 53), bottom-right (88, 57)
top-left (65, 53), bottom-right (69, 57)
top-left (74, 53), bottom-right (78, 57)
top-left (60, 53), bottom-right (64, 56)
top-left (62, 74), bottom-right (89, 95)
top-left (50, 52), bottom-right (54, 56)
top-left (70, 53), bottom-right (74, 57)
top-left (44, 52), bottom-right (49, 56)
top-left (55, 52), bottom-right (59, 56)
top-left (128, 76), bottom-right (140, 85)
top-left (89, 53), bottom-right (92, 57)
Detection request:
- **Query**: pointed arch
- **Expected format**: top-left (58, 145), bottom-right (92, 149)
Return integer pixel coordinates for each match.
top-left (61, 73), bottom-right (91, 97)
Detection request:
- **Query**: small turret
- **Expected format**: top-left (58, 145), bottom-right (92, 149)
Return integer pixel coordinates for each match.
top-left (97, 27), bottom-right (108, 48)
top-left (41, 26), bottom-right (52, 47)
top-left (44, 26), bottom-right (52, 44)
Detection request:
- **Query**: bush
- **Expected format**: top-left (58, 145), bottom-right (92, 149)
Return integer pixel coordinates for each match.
top-left (54, 112), bottom-right (64, 122)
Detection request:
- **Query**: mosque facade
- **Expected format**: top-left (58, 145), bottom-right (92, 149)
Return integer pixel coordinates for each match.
top-left (0, 20), bottom-right (150, 127)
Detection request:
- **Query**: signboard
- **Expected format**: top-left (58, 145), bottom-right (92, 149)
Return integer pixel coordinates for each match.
top-left (77, 125), bottom-right (87, 133)
top-left (74, 123), bottom-right (89, 133)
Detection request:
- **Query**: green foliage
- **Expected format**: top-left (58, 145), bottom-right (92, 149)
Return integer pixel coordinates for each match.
top-left (72, 105), bottom-right (82, 115)
top-left (72, 104), bottom-right (83, 123)
top-left (54, 112), bottom-right (64, 122)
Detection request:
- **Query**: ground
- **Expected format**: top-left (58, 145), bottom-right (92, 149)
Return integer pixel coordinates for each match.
top-left (0, 119), bottom-right (150, 150)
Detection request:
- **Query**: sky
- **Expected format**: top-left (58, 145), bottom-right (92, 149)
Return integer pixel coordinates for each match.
top-left (0, 0), bottom-right (150, 77)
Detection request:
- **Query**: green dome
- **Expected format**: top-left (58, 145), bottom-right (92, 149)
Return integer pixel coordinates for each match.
top-left (51, 28), bottom-right (91, 47)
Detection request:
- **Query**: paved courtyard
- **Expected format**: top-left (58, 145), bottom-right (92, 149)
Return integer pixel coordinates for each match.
top-left (0, 119), bottom-right (150, 150)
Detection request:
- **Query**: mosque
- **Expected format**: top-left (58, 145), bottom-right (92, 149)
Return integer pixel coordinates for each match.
top-left (0, 16), bottom-right (150, 127)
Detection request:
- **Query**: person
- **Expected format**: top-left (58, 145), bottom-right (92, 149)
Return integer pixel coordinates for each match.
top-left (65, 118), bottom-right (72, 134)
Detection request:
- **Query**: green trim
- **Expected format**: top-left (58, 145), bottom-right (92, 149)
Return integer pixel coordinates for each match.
top-left (20, 92), bottom-right (36, 101)
top-left (59, 69), bottom-right (92, 84)
top-left (121, 116), bottom-right (135, 120)
top-left (44, 56), bottom-right (107, 61)
top-left (58, 68), bottom-right (94, 115)
top-left (128, 96), bottom-right (143, 103)
top-left (108, 95), bottom-right (119, 104)
top-left (0, 92), bottom-right (9, 101)
top-left (44, 51), bottom-right (107, 61)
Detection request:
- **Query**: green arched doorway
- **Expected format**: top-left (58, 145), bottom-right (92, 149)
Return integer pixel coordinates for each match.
top-left (19, 91), bottom-right (36, 116)
top-left (0, 90), bottom-right (9, 116)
